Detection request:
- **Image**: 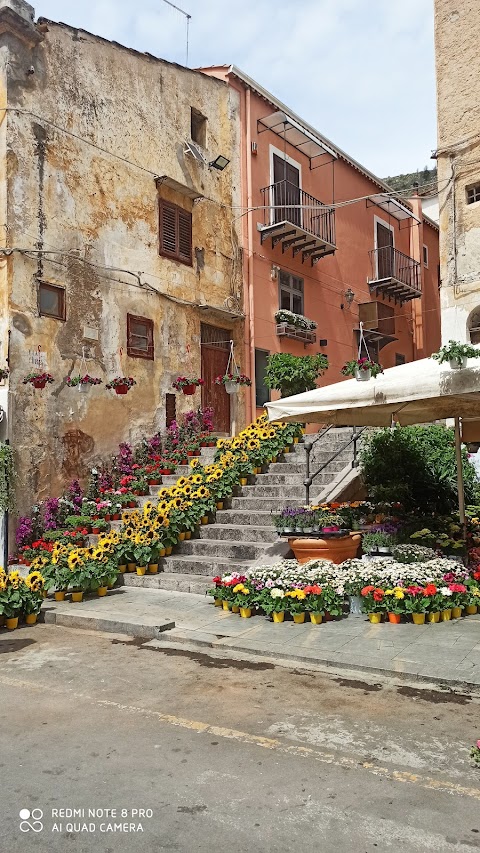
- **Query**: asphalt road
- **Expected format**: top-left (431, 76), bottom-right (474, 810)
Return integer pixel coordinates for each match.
top-left (1, 624), bottom-right (480, 853)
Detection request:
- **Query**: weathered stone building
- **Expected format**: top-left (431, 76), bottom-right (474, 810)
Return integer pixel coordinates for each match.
top-left (435, 0), bottom-right (480, 343)
top-left (0, 0), bottom-right (243, 516)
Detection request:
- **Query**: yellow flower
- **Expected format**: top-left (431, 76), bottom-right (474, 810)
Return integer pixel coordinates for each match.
top-left (8, 570), bottom-right (23, 589)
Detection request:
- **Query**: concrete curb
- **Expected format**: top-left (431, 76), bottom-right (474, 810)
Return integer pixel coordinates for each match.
top-left (41, 609), bottom-right (175, 640)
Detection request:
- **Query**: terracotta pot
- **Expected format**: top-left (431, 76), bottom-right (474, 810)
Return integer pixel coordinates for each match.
top-left (114, 384), bottom-right (129, 395)
top-left (288, 534), bottom-right (361, 565)
top-left (91, 527), bottom-right (100, 535)
top-left (127, 563), bottom-right (136, 573)
top-left (32, 379), bottom-right (47, 389)
top-left (187, 451), bottom-right (193, 457)
top-left (412, 613), bottom-right (426, 625)
top-left (105, 514), bottom-right (111, 521)
top-left (181, 459), bottom-right (188, 465)
top-left (272, 611), bottom-right (285, 623)
top-left (25, 613), bottom-right (38, 625)
top-left (466, 605), bottom-right (478, 615)
top-left (387, 612), bottom-right (401, 624)
top-left (128, 502), bottom-right (136, 508)
top-left (6, 616), bottom-right (19, 630)
top-left (113, 514), bottom-right (120, 521)
top-left (97, 587), bottom-right (108, 597)
top-left (148, 479), bottom-right (160, 486)
top-left (194, 450), bottom-right (201, 456)
top-left (182, 384), bottom-right (196, 395)
top-left (324, 611), bottom-right (333, 621)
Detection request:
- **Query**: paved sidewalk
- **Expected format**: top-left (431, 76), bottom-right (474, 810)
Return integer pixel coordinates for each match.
top-left (40, 586), bottom-right (480, 688)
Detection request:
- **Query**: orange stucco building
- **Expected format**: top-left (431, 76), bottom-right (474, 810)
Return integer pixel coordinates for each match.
top-left (201, 65), bottom-right (441, 421)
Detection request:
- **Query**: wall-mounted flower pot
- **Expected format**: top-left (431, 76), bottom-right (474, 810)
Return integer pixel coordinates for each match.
top-left (182, 384), bottom-right (196, 395)
top-left (33, 379), bottom-right (47, 389)
top-left (355, 369), bottom-right (371, 382)
top-left (115, 384), bottom-right (129, 395)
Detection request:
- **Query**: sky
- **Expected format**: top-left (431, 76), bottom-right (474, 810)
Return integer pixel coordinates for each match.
top-left (34, 0), bottom-right (437, 179)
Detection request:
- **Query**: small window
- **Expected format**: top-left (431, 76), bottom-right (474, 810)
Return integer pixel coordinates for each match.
top-left (279, 270), bottom-right (304, 315)
top-left (127, 314), bottom-right (154, 360)
top-left (38, 281), bottom-right (65, 320)
top-left (165, 393), bottom-right (176, 428)
top-left (395, 353), bottom-right (406, 366)
top-left (191, 108), bottom-right (207, 147)
top-left (255, 349), bottom-right (270, 408)
top-left (468, 307), bottom-right (480, 345)
top-left (466, 183), bottom-right (480, 205)
top-left (159, 199), bottom-right (192, 265)
top-left (422, 245), bottom-right (429, 267)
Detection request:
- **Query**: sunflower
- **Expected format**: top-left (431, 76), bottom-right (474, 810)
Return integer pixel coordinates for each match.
top-left (67, 553), bottom-right (81, 570)
top-left (192, 474), bottom-right (203, 484)
top-left (7, 570), bottom-right (23, 589)
top-left (25, 571), bottom-right (45, 591)
top-left (176, 477), bottom-right (187, 487)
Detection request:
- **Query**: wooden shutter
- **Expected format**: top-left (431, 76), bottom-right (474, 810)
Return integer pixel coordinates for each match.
top-left (159, 199), bottom-right (192, 265)
top-left (178, 209), bottom-right (192, 264)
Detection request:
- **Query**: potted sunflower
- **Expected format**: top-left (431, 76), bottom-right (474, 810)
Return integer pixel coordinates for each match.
top-left (22, 570), bottom-right (45, 624)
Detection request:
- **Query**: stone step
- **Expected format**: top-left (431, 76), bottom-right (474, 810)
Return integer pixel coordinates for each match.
top-left (252, 466), bottom-right (347, 486)
top-left (122, 572), bottom-right (212, 595)
top-left (156, 555), bottom-right (253, 576)
top-left (198, 524), bottom-right (277, 543)
top-left (176, 538), bottom-right (268, 561)
top-left (238, 481), bottom-right (333, 498)
top-left (215, 509), bottom-right (274, 527)
top-left (230, 496), bottom-right (306, 511)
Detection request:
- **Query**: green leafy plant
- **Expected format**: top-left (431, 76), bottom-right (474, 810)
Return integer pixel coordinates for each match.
top-left (264, 353), bottom-right (328, 398)
top-left (341, 358), bottom-right (382, 378)
top-left (431, 340), bottom-right (480, 366)
top-left (0, 443), bottom-right (15, 511)
top-left (362, 531), bottom-right (395, 553)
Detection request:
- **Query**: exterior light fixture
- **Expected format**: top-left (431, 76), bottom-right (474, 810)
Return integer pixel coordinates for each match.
top-left (209, 154), bottom-right (230, 171)
top-left (270, 265), bottom-right (280, 280)
top-left (341, 287), bottom-right (355, 309)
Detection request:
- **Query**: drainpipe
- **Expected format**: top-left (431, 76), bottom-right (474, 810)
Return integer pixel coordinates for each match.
top-left (245, 86), bottom-right (256, 422)
top-left (409, 188), bottom-right (424, 358)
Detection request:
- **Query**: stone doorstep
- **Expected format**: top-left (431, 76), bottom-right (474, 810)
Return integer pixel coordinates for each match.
top-left (41, 607), bottom-right (175, 640)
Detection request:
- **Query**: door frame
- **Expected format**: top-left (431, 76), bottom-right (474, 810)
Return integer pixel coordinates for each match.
top-left (374, 215), bottom-right (395, 280)
top-left (269, 145), bottom-right (302, 227)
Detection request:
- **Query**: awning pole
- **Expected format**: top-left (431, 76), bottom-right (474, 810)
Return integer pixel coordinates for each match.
top-left (454, 416), bottom-right (466, 530)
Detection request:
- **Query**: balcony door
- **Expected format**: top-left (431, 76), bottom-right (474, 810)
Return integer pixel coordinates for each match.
top-left (273, 154), bottom-right (301, 227)
top-left (376, 221), bottom-right (394, 280)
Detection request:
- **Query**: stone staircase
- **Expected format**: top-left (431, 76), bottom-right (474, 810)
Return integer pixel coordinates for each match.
top-left (122, 428), bottom-right (356, 595)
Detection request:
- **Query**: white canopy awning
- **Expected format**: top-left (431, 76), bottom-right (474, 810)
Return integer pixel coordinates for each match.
top-left (266, 358), bottom-right (480, 427)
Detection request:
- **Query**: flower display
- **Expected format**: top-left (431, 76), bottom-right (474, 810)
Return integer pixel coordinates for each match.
top-left (66, 374), bottom-right (102, 387)
top-left (105, 377), bottom-right (136, 390)
top-left (341, 358), bottom-right (382, 378)
top-left (172, 377), bottom-right (204, 391)
top-left (214, 373), bottom-right (251, 387)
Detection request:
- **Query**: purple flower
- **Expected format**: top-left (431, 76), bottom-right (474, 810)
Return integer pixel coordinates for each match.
top-left (16, 516), bottom-right (33, 548)
top-left (44, 497), bottom-right (59, 531)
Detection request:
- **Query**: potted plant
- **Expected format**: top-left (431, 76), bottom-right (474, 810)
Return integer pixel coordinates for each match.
top-left (106, 376), bottom-right (136, 395)
top-left (362, 530), bottom-right (395, 556)
top-left (360, 585), bottom-right (386, 623)
top-left (303, 584), bottom-right (325, 624)
top-left (66, 374), bottom-right (102, 392)
top-left (274, 309), bottom-right (317, 331)
top-left (0, 366), bottom-right (9, 381)
top-left (259, 587), bottom-right (288, 623)
top-left (23, 371), bottom-right (54, 390)
top-left (214, 373), bottom-right (252, 394)
top-left (0, 569), bottom-right (25, 629)
top-left (403, 585), bottom-right (429, 625)
top-left (264, 353), bottom-right (328, 398)
top-left (431, 340), bottom-right (480, 370)
top-left (22, 571), bottom-right (45, 624)
top-left (172, 376), bottom-right (205, 395)
top-left (341, 358), bottom-right (382, 382)
top-left (284, 588), bottom-right (307, 624)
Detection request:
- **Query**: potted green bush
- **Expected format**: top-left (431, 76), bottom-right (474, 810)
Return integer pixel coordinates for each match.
top-left (264, 353), bottom-right (328, 398)
top-left (431, 340), bottom-right (480, 369)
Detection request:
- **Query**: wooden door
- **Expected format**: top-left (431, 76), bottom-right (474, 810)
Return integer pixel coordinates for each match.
top-left (201, 324), bottom-right (231, 434)
top-left (376, 222), bottom-right (394, 280)
top-left (273, 154), bottom-right (300, 226)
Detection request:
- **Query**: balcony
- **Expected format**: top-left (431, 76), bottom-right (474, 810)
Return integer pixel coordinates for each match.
top-left (368, 246), bottom-right (421, 303)
top-left (259, 180), bottom-right (336, 265)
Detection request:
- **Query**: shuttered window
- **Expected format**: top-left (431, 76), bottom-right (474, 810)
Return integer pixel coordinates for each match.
top-left (159, 200), bottom-right (192, 265)
top-left (127, 313), bottom-right (154, 360)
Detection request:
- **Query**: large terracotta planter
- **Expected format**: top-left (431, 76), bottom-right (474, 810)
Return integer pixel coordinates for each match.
top-left (288, 533), bottom-right (361, 564)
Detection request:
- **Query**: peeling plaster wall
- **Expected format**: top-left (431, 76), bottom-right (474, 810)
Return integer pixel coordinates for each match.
top-left (1, 16), bottom-right (242, 515)
top-left (435, 0), bottom-right (480, 342)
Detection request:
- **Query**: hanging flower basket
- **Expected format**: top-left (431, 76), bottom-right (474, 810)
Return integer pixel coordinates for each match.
top-left (172, 377), bottom-right (204, 395)
top-left (106, 377), bottom-right (136, 395)
top-left (215, 373), bottom-right (251, 394)
top-left (66, 374), bottom-right (102, 392)
top-left (341, 358), bottom-right (382, 382)
top-left (23, 372), bottom-right (54, 390)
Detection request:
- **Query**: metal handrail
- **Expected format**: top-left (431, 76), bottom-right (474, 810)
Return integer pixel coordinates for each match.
top-left (304, 426), bottom-right (367, 504)
top-left (369, 246), bottom-right (421, 293)
top-left (260, 180), bottom-right (336, 246)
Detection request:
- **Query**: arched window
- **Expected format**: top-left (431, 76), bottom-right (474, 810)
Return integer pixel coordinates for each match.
top-left (467, 308), bottom-right (480, 345)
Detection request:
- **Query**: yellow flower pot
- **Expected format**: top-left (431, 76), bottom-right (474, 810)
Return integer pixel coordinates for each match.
top-left (136, 566), bottom-right (147, 576)
top-left (272, 611), bottom-right (285, 623)
top-left (159, 548), bottom-right (166, 557)
top-left (201, 516), bottom-right (209, 525)
top-left (214, 598), bottom-right (222, 607)
top-left (71, 591), bottom-right (83, 603)
top-left (301, 428), bottom-right (306, 435)
top-left (240, 607), bottom-right (252, 618)
top-left (294, 437), bottom-right (299, 444)
top-left (412, 613), bottom-right (426, 625)
top-left (148, 564), bottom-right (158, 574)
top-left (368, 613), bottom-right (382, 624)
top-left (284, 447), bottom-right (290, 453)
top-left (216, 502), bottom-right (224, 510)
top-left (231, 605), bottom-right (240, 613)
top-left (293, 613), bottom-right (305, 624)
top-left (165, 546), bottom-right (173, 556)
top-left (97, 587), bottom-right (108, 597)
top-left (309, 612), bottom-right (323, 625)
top-left (427, 611), bottom-right (440, 623)
top-left (271, 457), bottom-right (277, 463)
top-left (127, 563), bottom-right (136, 573)
top-left (178, 532), bottom-right (186, 541)
top-left (466, 605), bottom-right (478, 615)
top-left (239, 479), bottom-right (248, 487)
top-left (54, 591), bottom-right (66, 602)
top-left (185, 532), bottom-right (191, 540)
top-left (6, 616), bottom-right (18, 630)
top-left (451, 606), bottom-right (463, 619)
top-left (25, 613), bottom-right (38, 625)
top-left (118, 564), bottom-right (127, 573)
top-left (441, 608), bottom-right (452, 621)
top-left (222, 600), bottom-right (230, 611)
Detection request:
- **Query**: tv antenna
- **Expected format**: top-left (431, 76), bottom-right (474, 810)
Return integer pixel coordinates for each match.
top-left (160, 0), bottom-right (192, 66)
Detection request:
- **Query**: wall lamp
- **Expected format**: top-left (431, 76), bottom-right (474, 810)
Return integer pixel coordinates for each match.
top-left (209, 154), bottom-right (230, 171)
top-left (341, 287), bottom-right (355, 309)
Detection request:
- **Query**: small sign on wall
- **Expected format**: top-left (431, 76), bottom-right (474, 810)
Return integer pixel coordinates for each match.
top-left (28, 349), bottom-right (47, 369)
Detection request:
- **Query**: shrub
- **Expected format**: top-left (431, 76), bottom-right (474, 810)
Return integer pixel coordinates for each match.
top-left (360, 425), bottom-right (480, 513)
top-left (264, 353), bottom-right (328, 398)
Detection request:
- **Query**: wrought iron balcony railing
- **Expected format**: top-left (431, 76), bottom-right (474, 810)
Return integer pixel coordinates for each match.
top-left (259, 180), bottom-right (336, 264)
top-left (368, 246), bottom-right (421, 303)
